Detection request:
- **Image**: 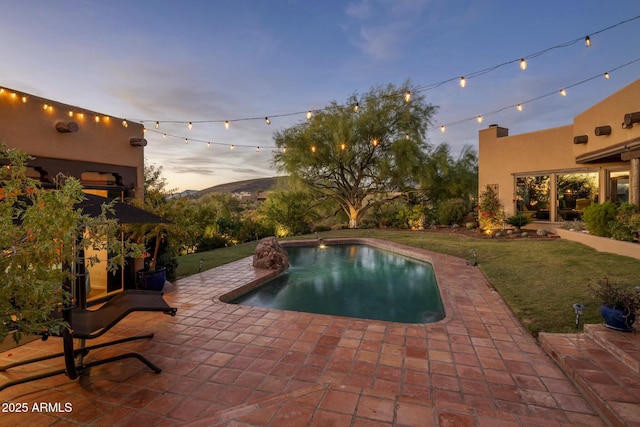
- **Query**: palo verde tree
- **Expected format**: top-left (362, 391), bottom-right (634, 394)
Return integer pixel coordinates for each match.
top-left (272, 82), bottom-right (437, 228)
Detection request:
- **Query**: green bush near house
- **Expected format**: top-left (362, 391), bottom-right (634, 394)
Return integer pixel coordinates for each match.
top-left (505, 213), bottom-right (532, 230)
top-left (582, 201), bottom-right (617, 237)
top-left (436, 198), bottom-right (467, 225)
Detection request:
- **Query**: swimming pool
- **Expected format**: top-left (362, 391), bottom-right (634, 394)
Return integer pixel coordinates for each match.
top-left (229, 243), bottom-right (445, 324)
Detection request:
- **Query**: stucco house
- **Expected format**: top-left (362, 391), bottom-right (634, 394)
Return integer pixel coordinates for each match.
top-left (479, 78), bottom-right (640, 224)
top-left (0, 85), bottom-right (147, 301)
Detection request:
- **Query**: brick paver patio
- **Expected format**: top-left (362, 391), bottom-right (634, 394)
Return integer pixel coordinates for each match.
top-left (0, 238), bottom-right (604, 426)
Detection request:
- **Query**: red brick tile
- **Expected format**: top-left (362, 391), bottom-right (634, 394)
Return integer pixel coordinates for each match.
top-left (396, 401), bottom-right (435, 426)
top-left (356, 395), bottom-right (395, 423)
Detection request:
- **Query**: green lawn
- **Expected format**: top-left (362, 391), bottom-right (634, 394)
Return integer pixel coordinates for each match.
top-left (176, 229), bottom-right (640, 336)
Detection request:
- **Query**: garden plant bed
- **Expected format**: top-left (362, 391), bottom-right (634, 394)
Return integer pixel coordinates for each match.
top-left (420, 225), bottom-right (557, 240)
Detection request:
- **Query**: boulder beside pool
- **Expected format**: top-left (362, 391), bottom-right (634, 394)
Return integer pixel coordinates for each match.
top-left (252, 237), bottom-right (290, 272)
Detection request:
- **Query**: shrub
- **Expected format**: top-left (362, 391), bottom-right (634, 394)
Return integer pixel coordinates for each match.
top-left (436, 198), bottom-right (467, 226)
top-left (477, 185), bottom-right (504, 231)
top-left (582, 201), bottom-right (617, 237)
top-left (505, 213), bottom-right (532, 229)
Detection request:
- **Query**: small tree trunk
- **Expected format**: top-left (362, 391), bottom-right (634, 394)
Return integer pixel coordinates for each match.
top-left (150, 234), bottom-right (162, 270)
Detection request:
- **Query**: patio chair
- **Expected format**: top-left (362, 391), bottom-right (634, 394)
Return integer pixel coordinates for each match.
top-left (0, 289), bottom-right (177, 391)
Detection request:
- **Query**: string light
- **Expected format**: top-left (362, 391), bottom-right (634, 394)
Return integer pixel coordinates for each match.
top-left (207, 142), bottom-right (211, 148)
top-left (585, 36), bottom-right (591, 48)
top-left (68, 111), bottom-right (74, 117)
top-left (404, 91), bottom-right (411, 102)
top-left (188, 121), bottom-right (193, 130)
top-left (340, 143), bottom-right (346, 150)
top-left (459, 77), bottom-right (466, 88)
top-left (256, 146), bottom-right (260, 152)
top-left (477, 115), bottom-right (483, 124)
top-left (311, 145), bottom-right (316, 153)
top-left (122, 119), bottom-right (128, 127)
top-left (225, 120), bottom-right (230, 129)
top-left (265, 117), bottom-right (271, 125)
top-left (21, 96), bottom-right (27, 103)
top-left (440, 125), bottom-right (446, 133)
top-left (560, 89), bottom-right (567, 96)
top-left (94, 115), bottom-right (100, 123)
top-left (517, 103), bottom-right (523, 112)
top-left (372, 138), bottom-right (379, 146)
top-left (353, 103), bottom-right (359, 113)
top-left (306, 110), bottom-right (312, 120)
top-left (230, 145), bottom-right (235, 150)
top-left (520, 58), bottom-right (527, 70)
top-left (155, 121), bottom-right (159, 129)
top-left (604, 72), bottom-right (610, 80)
top-left (184, 138), bottom-right (188, 144)
top-left (163, 133), bottom-right (167, 139)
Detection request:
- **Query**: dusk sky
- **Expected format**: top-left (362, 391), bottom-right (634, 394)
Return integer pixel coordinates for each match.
top-left (2, 1), bottom-right (640, 191)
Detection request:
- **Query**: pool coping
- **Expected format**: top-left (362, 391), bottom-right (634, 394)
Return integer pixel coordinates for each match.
top-left (217, 237), bottom-right (459, 327)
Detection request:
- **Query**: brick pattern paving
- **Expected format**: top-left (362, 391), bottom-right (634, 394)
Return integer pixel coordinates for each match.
top-left (0, 239), bottom-right (603, 426)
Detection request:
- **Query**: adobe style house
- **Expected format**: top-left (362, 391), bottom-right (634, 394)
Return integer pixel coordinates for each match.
top-left (479, 79), bottom-right (640, 223)
top-left (0, 85), bottom-right (147, 300)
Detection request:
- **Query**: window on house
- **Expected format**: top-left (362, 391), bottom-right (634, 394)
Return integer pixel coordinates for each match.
top-left (556, 172), bottom-right (598, 220)
top-left (609, 171), bottom-right (629, 204)
top-left (516, 175), bottom-right (551, 220)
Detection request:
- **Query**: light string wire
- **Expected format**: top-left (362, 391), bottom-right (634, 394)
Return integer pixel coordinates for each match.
top-left (143, 56), bottom-right (640, 149)
top-left (137, 14), bottom-right (640, 133)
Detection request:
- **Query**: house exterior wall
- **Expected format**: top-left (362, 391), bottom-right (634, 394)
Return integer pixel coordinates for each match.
top-left (478, 78), bottom-right (640, 222)
top-left (0, 86), bottom-right (146, 198)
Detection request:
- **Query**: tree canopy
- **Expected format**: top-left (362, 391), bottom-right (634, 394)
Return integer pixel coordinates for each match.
top-left (272, 82), bottom-right (437, 228)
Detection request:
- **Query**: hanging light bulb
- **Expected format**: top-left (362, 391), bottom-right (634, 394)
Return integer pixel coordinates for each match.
top-left (68, 111), bottom-right (74, 117)
top-left (353, 102), bottom-right (359, 113)
top-left (282, 146), bottom-right (287, 153)
top-left (405, 134), bottom-right (410, 140)
top-left (404, 91), bottom-right (411, 102)
top-left (185, 138), bottom-right (188, 144)
top-left (604, 72), bottom-right (610, 80)
top-left (585, 36), bottom-right (591, 48)
top-left (21, 96), bottom-right (27, 103)
top-left (256, 146), bottom-right (260, 152)
top-left (517, 104), bottom-right (523, 112)
top-left (207, 142), bottom-right (211, 148)
top-left (560, 89), bottom-right (567, 96)
top-left (122, 119), bottom-right (128, 127)
top-left (311, 145), bottom-right (316, 153)
top-left (520, 58), bottom-right (527, 70)
top-left (225, 120), bottom-right (230, 129)
top-left (43, 104), bottom-right (48, 111)
top-left (371, 138), bottom-right (379, 146)
top-left (440, 125), bottom-right (446, 133)
top-left (78, 113), bottom-right (84, 119)
top-left (340, 143), bottom-right (346, 150)
top-left (230, 144), bottom-right (235, 150)
top-left (459, 77), bottom-right (466, 88)
top-left (155, 121), bottom-right (159, 129)
top-left (95, 115), bottom-right (100, 123)
top-left (265, 117), bottom-right (271, 125)
top-left (306, 110), bottom-right (312, 120)
top-left (188, 122), bottom-right (193, 130)
top-left (477, 115), bottom-right (483, 124)
top-left (163, 133), bottom-right (167, 139)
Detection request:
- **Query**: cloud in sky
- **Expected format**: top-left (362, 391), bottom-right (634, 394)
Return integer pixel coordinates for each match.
top-left (1, 0), bottom-right (640, 191)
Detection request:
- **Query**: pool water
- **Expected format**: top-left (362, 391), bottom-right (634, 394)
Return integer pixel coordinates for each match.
top-left (230, 244), bottom-right (445, 323)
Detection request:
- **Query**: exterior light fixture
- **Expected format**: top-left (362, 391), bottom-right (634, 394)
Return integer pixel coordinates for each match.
top-left (256, 146), bottom-right (260, 152)
top-left (68, 111), bottom-right (74, 117)
top-left (585, 36), bottom-right (591, 48)
top-left (311, 145), bottom-right (316, 153)
top-left (594, 125), bottom-right (612, 136)
top-left (560, 89), bottom-right (567, 97)
top-left (519, 58), bottom-right (527, 70)
top-left (440, 125), bottom-right (446, 133)
top-left (404, 91), bottom-right (411, 102)
top-left (188, 121), bottom-right (193, 130)
top-left (122, 119), bottom-right (128, 127)
top-left (371, 138), bottom-right (379, 146)
top-left (225, 120), bottom-right (230, 129)
top-left (477, 115), bottom-right (483, 124)
top-left (573, 135), bottom-right (588, 144)
top-left (55, 121), bottom-right (79, 133)
top-left (340, 143), bottom-right (346, 150)
top-left (230, 144), bottom-right (235, 150)
top-left (604, 72), bottom-right (610, 80)
top-left (155, 121), bottom-right (159, 129)
top-left (623, 112), bottom-right (640, 128)
top-left (573, 303), bottom-right (585, 328)
top-left (353, 103), bottom-right (359, 113)
top-left (306, 110), bottom-right (312, 120)
top-left (459, 76), bottom-right (466, 88)
top-left (265, 117), bottom-right (271, 125)
top-left (184, 138), bottom-right (188, 144)
top-left (517, 104), bottom-right (523, 112)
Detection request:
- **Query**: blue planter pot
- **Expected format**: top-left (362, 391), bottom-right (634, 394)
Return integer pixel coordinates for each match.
top-left (600, 304), bottom-right (635, 332)
top-left (136, 267), bottom-right (166, 292)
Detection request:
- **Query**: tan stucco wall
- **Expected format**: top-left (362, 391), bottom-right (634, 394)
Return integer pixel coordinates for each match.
top-left (479, 78), bottom-right (640, 218)
top-left (0, 87), bottom-right (145, 196)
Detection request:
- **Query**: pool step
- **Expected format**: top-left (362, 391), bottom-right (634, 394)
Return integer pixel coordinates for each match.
top-left (539, 326), bottom-right (640, 427)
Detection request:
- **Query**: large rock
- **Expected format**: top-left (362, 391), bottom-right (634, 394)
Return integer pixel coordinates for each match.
top-left (252, 237), bottom-right (289, 271)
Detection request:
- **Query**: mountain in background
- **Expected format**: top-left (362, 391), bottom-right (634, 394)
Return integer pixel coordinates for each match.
top-left (197, 176), bottom-right (285, 196)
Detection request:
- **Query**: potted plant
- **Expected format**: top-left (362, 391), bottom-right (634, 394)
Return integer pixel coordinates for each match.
top-left (589, 277), bottom-right (640, 332)
top-left (505, 213), bottom-right (532, 232)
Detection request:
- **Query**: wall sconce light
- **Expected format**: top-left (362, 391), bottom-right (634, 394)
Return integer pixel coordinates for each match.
top-left (55, 121), bottom-right (79, 133)
top-left (594, 125), bottom-right (612, 136)
top-left (623, 112), bottom-right (640, 128)
top-left (130, 138), bottom-right (148, 147)
top-left (573, 135), bottom-right (588, 144)
top-left (573, 303), bottom-right (585, 329)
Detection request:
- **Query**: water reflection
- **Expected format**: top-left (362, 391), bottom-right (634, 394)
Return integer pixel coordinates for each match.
top-left (232, 244), bottom-right (445, 324)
